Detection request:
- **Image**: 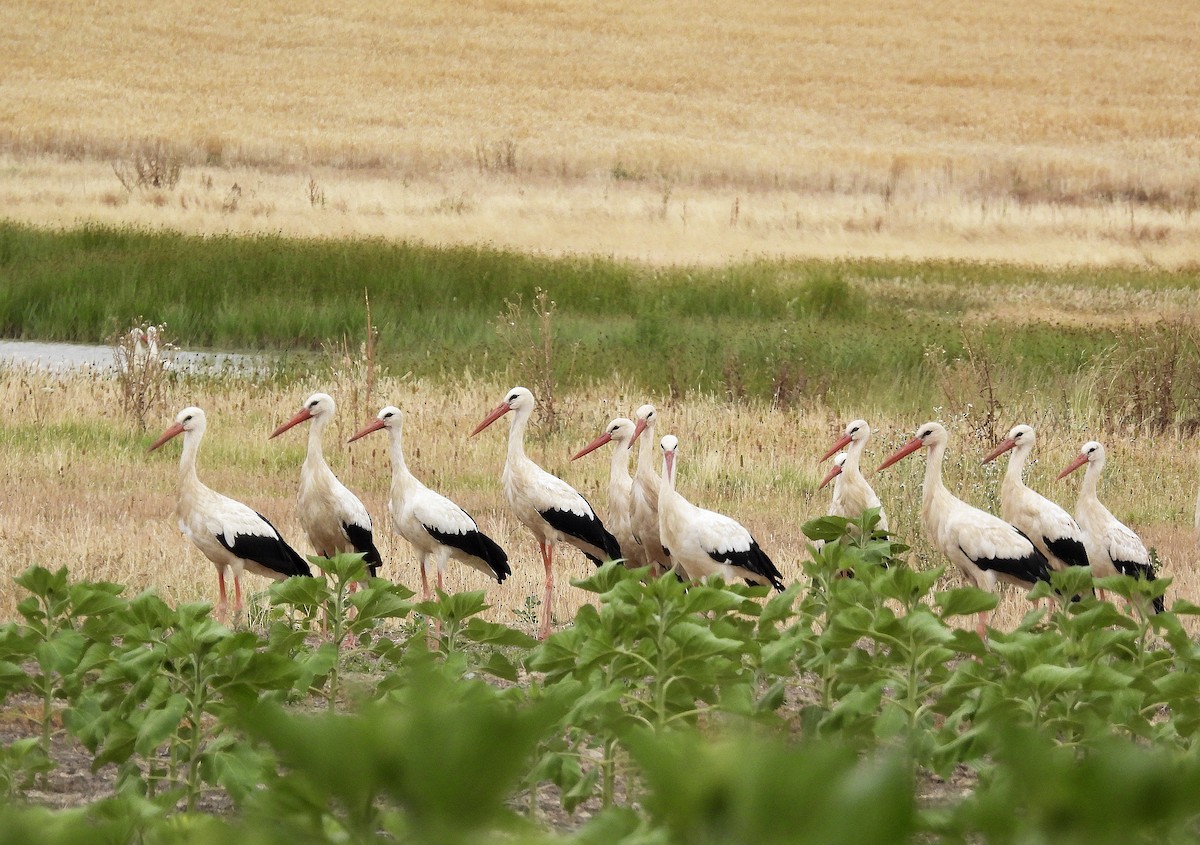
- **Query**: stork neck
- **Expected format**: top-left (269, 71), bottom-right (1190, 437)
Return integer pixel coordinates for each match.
top-left (305, 414), bottom-right (330, 470)
top-left (610, 440), bottom-right (633, 483)
top-left (506, 405), bottom-right (531, 464)
top-left (1080, 460), bottom-right (1102, 503)
top-left (843, 437), bottom-right (866, 478)
top-left (386, 426), bottom-right (415, 486)
top-left (1003, 443), bottom-right (1030, 490)
top-left (922, 440), bottom-right (948, 503)
top-left (636, 421), bottom-right (656, 478)
top-left (178, 428), bottom-right (203, 493)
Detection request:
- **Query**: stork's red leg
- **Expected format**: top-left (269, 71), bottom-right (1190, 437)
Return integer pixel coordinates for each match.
top-left (216, 570), bottom-right (229, 622)
top-left (539, 541), bottom-right (555, 640)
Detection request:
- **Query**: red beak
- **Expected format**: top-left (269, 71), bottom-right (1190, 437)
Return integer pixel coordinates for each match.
top-left (818, 462), bottom-right (843, 490)
top-left (819, 433), bottom-right (853, 463)
top-left (981, 438), bottom-right (1016, 464)
top-left (630, 417), bottom-right (648, 444)
top-left (148, 421), bottom-right (185, 452)
top-left (1057, 453), bottom-right (1089, 480)
top-left (348, 418), bottom-right (386, 443)
top-left (571, 431), bottom-right (613, 461)
top-left (663, 449), bottom-right (675, 479)
top-left (269, 407), bottom-right (313, 439)
top-left (876, 436), bottom-right (924, 472)
top-left (471, 401), bottom-right (511, 436)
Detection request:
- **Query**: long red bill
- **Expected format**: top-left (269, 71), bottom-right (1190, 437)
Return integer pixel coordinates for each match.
top-left (269, 408), bottom-right (313, 439)
top-left (471, 402), bottom-right (511, 436)
top-left (348, 418), bottom-right (386, 443)
top-left (981, 438), bottom-right (1016, 464)
top-left (148, 422), bottom-right (185, 452)
top-left (818, 462), bottom-right (843, 490)
top-left (1057, 453), bottom-right (1089, 480)
top-left (819, 433), bottom-right (853, 463)
top-left (571, 431), bottom-right (613, 461)
top-left (876, 436), bottom-right (924, 472)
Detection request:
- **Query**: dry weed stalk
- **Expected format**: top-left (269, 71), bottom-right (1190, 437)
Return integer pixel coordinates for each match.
top-left (1098, 318), bottom-right (1200, 435)
top-left (112, 139), bottom-right (183, 193)
top-left (322, 291), bottom-right (380, 429)
top-left (110, 320), bottom-right (175, 431)
top-left (493, 288), bottom-right (569, 435)
top-left (924, 328), bottom-right (1003, 446)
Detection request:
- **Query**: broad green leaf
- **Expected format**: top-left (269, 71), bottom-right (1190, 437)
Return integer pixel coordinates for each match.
top-left (134, 693), bottom-right (189, 756)
top-left (935, 587), bottom-right (998, 619)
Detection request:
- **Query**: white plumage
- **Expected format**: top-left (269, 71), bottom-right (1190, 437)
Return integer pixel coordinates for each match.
top-left (270, 393), bottom-right (382, 576)
top-left (877, 421), bottom-right (1050, 637)
top-left (819, 419), bottom-right (888, 531)
top-left (657, 435), bottom-right (784, 590)
top-left (571, 417), bottom-right (649, 571)
top-left (472, 386), bottom-right (621, 639)
top-left (350, 406), bottom-right (510, 600)
top-left (149, 407), bottom-right (311, 621)
top-left (630, 404), bottom-right (673, 576)
top-left (983, 424), bottom-right (1089, 577)
top-left (1058, 440), bottom-right (1164, 613)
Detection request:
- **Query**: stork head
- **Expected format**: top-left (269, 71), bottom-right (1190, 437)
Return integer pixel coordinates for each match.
top-left (1058, 440), bottom-right (1105, 479)
top-left (270, 392), bottom-right (335, 439)
top-left (819, 452), bottom-right (847, 489)
top-left (820, 418), bottom-right (871, 462)
top-left (349, 405), bottom-right (402, 442)
top-left (572, 417), bottom-right (636, 460)
top-left (631, 403), bottom-right (657, 443)
top-left (471, 386), bottom-right (534, 436)
top-left (660, 434), bottom-right (679, 479)
top-left (982, 423), bottom-right (1035, 464)
top-left (149, 406), bottom-right (206, 452)
top-left (876, 421), bottom-right (946, 472)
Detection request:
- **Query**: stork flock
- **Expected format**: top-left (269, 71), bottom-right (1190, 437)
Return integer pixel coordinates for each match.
top-left (148, 388), bottom-right (1172, 640)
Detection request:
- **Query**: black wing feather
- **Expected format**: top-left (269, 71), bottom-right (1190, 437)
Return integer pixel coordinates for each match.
top-left (1112, 558), bottom-right (1165, 614)
top-left (707, 541), bottom-right (786, 592)
top-left (539, 505), bottom-right (622, 566)
top-left (217, 514), bottom-right (312, 577)
top-left (1044, 535), bottom-right (1090, 568)
top-left (963, 528), bottom-right (1051, 586)
top-left (425, 524), bottom-right (512, 583)
top-left (343, 522), bottom-right (384, 578)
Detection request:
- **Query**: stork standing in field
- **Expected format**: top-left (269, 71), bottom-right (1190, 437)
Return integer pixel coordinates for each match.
top-left (269, 393), bottom-right (383, 579)
top-left (657, 435), bottom-right (785, 591)
top-left (1058, 440), bottom-right (1165, 613)
top-left (149, 407), bottom-right (312, 621)
top-left (349, 406), bottom-right (510, 600)
top-left (471, 387), bottom-right (622, 639)
top-left (982, 424), bottom-right (1090, 580)
top-left (571, 417), bottom-right (649, 571)
top-left (630, 404), bottom-right (673, 576)
top-left (819, 419), bottom-right (888, 531)
top-left (876, 422), bottom-right (1052, 637)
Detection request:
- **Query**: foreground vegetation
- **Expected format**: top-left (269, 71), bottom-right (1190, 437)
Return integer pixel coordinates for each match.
top-left (3, 223), bottom-right (1200, 420)
top-left (1, 526), bottom-right (1198, 843)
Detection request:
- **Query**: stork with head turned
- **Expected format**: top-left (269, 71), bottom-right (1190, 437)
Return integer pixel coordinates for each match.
top-left (471, 387), bottom-right (622, 639)
top-left (149, 407), bottom-right (312, 621)
top-left (657, 435), bottom-right (785, 591)
top-left (571, 417), bottom-right (649, 571)
top-left (349, 406), bottom-right (510, 600)
top-left (269, 392), bottom-right (383, 579)
top-left (630, 404), bottom-right (673, 576)
top-left (819, 419), bottom-right (888, 532)
top-left (877, 422), bottom-right (1052, 637)
top-left (1058, 440), bottom-right (1164, 613)
top-left (982, 424), bottom-right (1090, 578)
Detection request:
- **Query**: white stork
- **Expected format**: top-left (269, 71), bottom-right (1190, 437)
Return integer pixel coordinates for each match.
top-left (657, 434), bottom-right (785, 591)
top-left (630, 403), bottom-right (673, 576)
top-left (269, 393), bottom-right (383, 578)
top-left (571, 417), bottom-right (649, 571)
top-left (149, 407), bottom-right (312, 621)
top-left (819, 419), bottom-right (889, 531)
top-left (471, 386), bottom-right (622, 639)
top-left (1058, 440), bottom-right (1164, 613)
top-left (982, 424), bottom-right (1090, 577)
top-left (349, 406), bottom-right (510, 600)
top-left (876, 422), bottom-right (1051, 637)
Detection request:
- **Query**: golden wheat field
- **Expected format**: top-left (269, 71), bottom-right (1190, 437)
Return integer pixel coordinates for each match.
top-left (2, 0), bottom-right (1200, 265)
top-left (2, 362), bottom-right (1197, 634)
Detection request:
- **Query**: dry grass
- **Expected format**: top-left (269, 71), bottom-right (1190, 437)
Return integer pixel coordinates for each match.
top-left (1, 0), bottom-right (1199, 265)
top-left (2, 365), bottom-right (1196, 635)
